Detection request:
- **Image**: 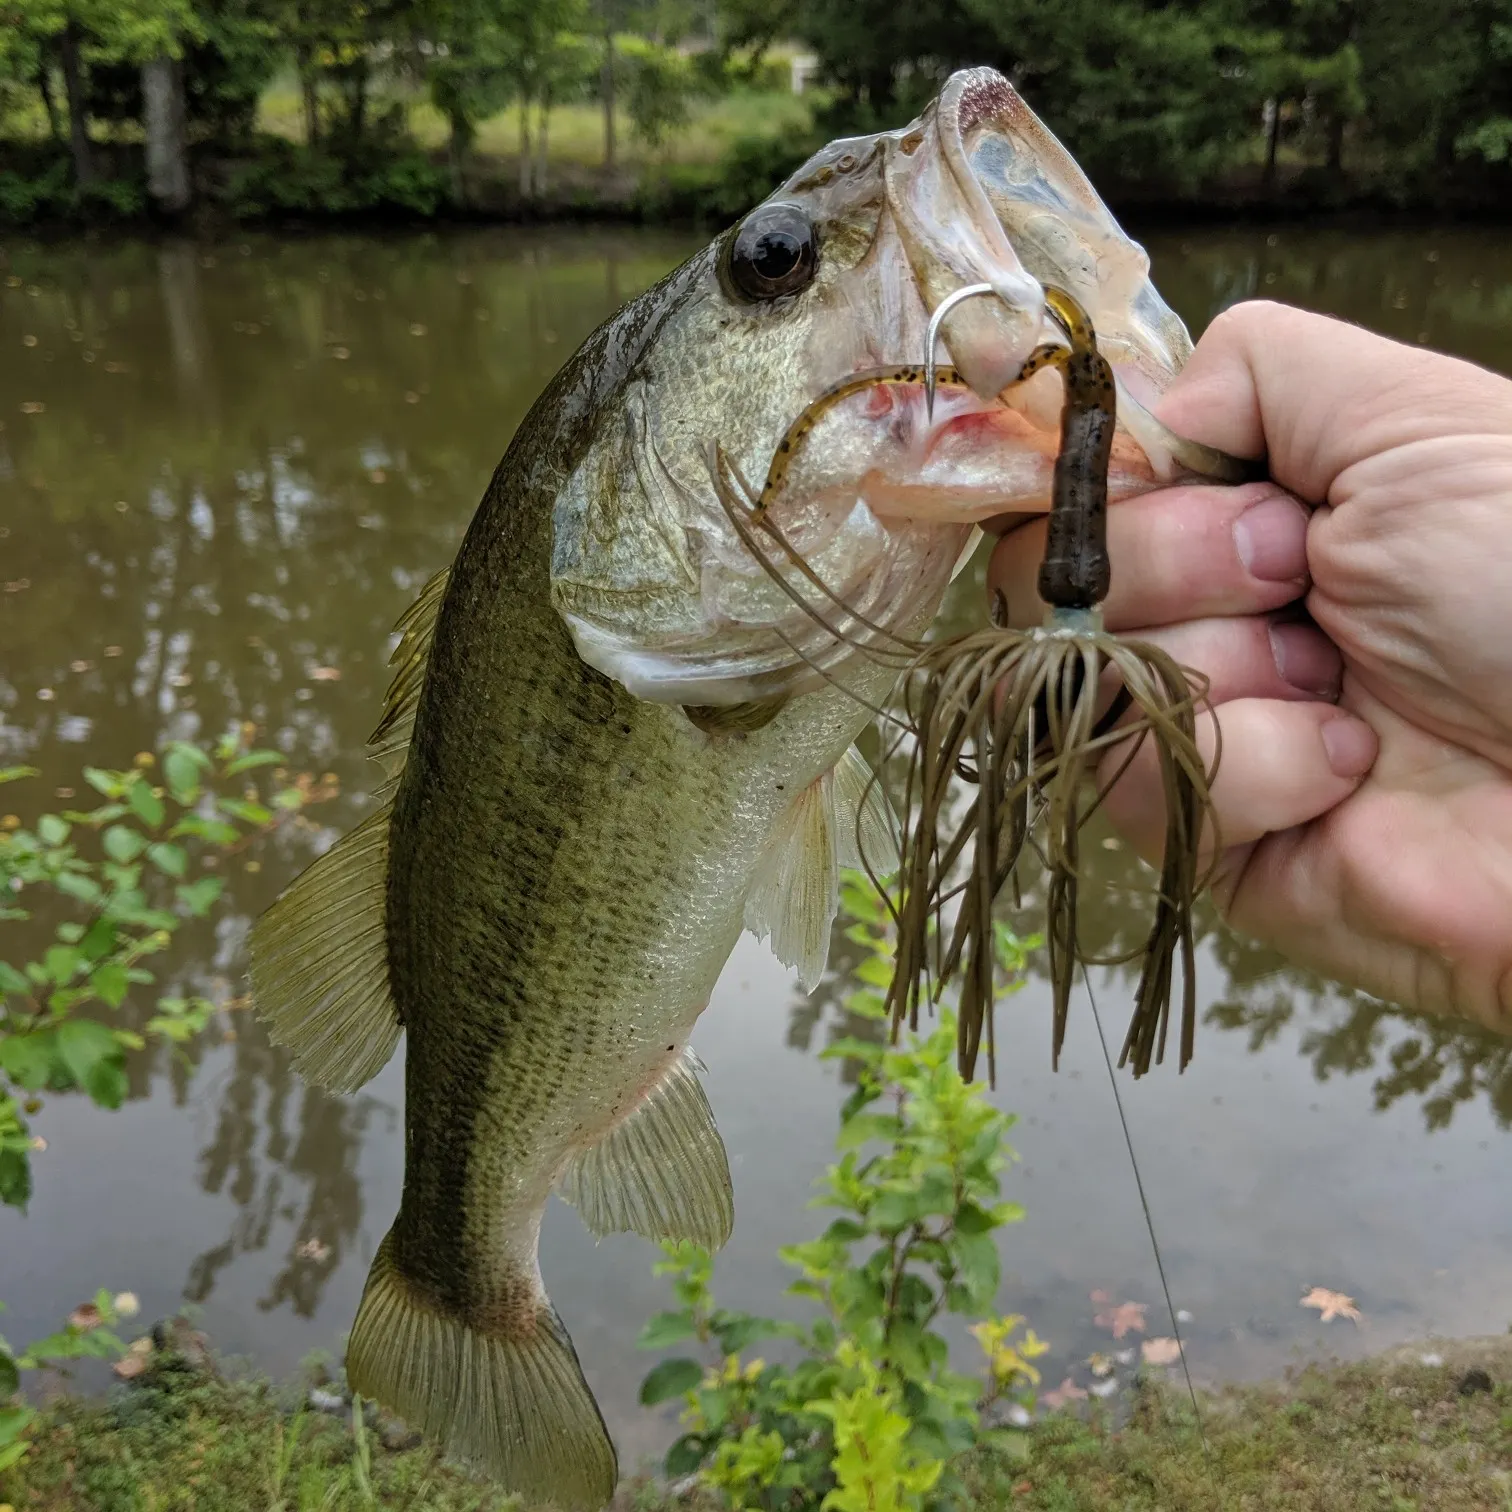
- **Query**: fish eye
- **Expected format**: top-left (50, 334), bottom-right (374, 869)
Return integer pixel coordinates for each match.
top-left (722, 204), bottom-right (818, 303)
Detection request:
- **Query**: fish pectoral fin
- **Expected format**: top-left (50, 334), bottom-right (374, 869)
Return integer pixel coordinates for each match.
top-left (744, 746), bottom-right (896, 992)
top-left (248, 802), bottom-right (401, 1093)
top-left (832, 744), bottom-right (899, 876)
top-left (347, 1235), bottom-right (616, 1511)
top-left (559, 1047), bottom-right (733, 1251)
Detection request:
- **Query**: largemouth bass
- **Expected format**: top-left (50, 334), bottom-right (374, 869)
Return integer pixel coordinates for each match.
top-left (251, 66), bottom-right (1217, 1509)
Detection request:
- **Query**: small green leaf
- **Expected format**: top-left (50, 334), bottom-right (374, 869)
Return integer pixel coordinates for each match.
top-left (636, 1311), bottom-right (698, 1350)
top-left (0, 766), bottom-right (40, 785)
top-left (42, 944), bottom-right (82, 985)
top-left (128, 783), bottom-right (165, 829)
top-left (103, 825), bottom-right (146, 863)
top-left (162, 747), bottom-right (203, 804)
top-left (0, 1032), bottom-right (58, 1090)
top-left (92, 962), bottom-right (130, 1008)
top-left (37, 814), bottom-right (70, 846)
top-left (0, 962), bottom-right (31, 997)
top-left (0, 1142), bottom-right (31, 1210)
top-left (639, 1357), bottom-right (704, 1405)
top-left (168, 816), bottom-right (239, 846)
top-left (83, 767), bottom-right (121, 797)
top-left (146, 842), bottom-right (187, 878)
top-left (176, 877), bottom-right (223, 916)
top-left (54, 1019), bottom-right (128, 1108)
top-left (664, 1433), bottom-right (706, 1478)
top-left (53, 871), bottom-right (102, 905)
top-left (218, 797), bottom-right (272, 826)
top-left (0, 1352), bottom-right (19, 1398)
top-left (222, 750), bottom-right (282, 776)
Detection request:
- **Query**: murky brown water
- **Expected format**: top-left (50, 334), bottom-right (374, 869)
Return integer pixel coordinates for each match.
top-left (4, 224), bottom-right (1512, 1465)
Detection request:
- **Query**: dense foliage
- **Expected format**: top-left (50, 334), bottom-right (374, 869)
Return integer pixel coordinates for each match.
top-left (2, 0), bottom-right (1512, 221)
top-left (0, 738), bottom-right (310, 1469)
top-left (635, 875), bottom-right (1047, 1511)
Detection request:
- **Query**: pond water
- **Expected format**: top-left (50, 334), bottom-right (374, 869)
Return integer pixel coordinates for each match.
top-left (4, 222), bottom-right (1512, 1466)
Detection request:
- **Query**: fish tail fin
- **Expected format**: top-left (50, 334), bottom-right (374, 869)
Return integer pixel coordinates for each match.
top-left (347, 1234), bottom-right (617, 1510)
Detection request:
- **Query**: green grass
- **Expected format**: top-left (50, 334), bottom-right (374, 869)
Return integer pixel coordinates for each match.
top-left (982, 1337), bottom-right (1512, 1511)
top-left (7, 1338), bottom-right (1512, 1511)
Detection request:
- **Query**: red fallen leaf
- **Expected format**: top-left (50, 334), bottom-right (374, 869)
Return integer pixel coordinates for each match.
top-left (1141, 1337), bottom-right (1183, 1366)
top-left (1040, 1377), bottom-right (1089, 1411)
top-left (1301, 1286), bottom-right (1362, 1324)
top-left (1093, 1298), bottom-right (1148, 1339)
top-left (69, 1302), bottom-right (103, 1331)
top-left (296, 1238), bottom-right (331, 1262)
top-left (113, 1339), bottom-right (152, 1379)
top-left (1089, 1289), bottom-right (1110, 1304)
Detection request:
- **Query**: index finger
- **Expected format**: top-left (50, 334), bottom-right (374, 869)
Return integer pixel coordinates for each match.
top-left (1154, 301), bottom-right (1512, 506)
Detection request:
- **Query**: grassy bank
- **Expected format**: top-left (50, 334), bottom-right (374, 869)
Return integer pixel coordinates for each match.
top-left (6, 1335), bottom-right (1510, 1511)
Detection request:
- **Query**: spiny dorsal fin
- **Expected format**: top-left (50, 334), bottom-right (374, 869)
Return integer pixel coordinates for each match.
top-left (250, 566), bottom-right (451, 1093)
top-left (743, 746), bottom-right (895, 991)
top-left (371, 564), bottom-right (451, 783)
top-left (558, 1047), bottom-right (733, 1251)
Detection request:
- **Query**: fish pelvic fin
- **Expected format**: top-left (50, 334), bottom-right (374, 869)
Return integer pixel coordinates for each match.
top-left (559, 1046), bottom-right (733, 1251)
top-left (744, 746), bottom-right (897, 991)
top-left (248, 801), bottom-right (400, 1092)
top-left (347, 1235), bottom-right (617, 1511)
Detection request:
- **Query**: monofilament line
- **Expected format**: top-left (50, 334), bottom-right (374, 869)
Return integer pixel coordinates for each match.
top-left (1081, 962), bottom-right (1210, 1462)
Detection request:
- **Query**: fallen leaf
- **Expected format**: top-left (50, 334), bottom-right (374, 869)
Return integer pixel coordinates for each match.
top-left (309, 666), bottom-right (341, 681)
top-left (1142, 1337), bottom-right (1183, 1366)
top-left (1093, 1298), bottom-right (1148, 1339)
top-left (114, 1291), bottom-right (140, 1318)
top-left (70, 659), bottom-right (93, 672)
top-left (22, 334), bottom-right (37, 348)
top-left (103, 361), bottom-right (127, 374)
top-left (1089, 1377), bottom-right (1120, 1398)
top-left (113, 1353), bottom-right (148, 1380)
top-left (1040, 1378), bottom-right (1088, 1411)
top-left (1087, 1352), bottom-right (1115, 1378)
top-left (369, 468), bottom-right (386, 484)
top-left (19, 401), bottom-right (44, 414)
top-left (69, 1302), bottom-right (103, 1331)
top-left (409, 322), bottom-right (427, 336)
top-left (1089, 1289), bottom-right (1110, 1305)
top-left (31, 1135), bottom-right (46, 1151)
top-left (403, 390), bottom-right (420, 404)
top-left (1301, 1286), bottom-right (1361, 1324)
top-left (104, 645), bottom-right (123, 657)
top-left (296, 1237), bottom-right (331, 1262)
top-left (331, 346), bottom-right (350, 360)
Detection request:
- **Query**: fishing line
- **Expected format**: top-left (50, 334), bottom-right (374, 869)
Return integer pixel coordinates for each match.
top-left (1080, 960), bottom-right (1211, 1462)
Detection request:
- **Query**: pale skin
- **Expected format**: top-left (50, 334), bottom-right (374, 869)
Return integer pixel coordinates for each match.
top-left (988, 300), bottom-right (1512, 1035)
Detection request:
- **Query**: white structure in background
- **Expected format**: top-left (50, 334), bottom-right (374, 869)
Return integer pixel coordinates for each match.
top-left (790, 53), bottom-right (819, 94)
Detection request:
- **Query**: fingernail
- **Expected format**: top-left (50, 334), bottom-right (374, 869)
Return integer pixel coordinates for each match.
top-left (1269, 623), bottom-right (1341, 698)
top-left (1234, 494), bottom-right (1309, 582)
top-left (1321, 715), bottom-right (1377, 779)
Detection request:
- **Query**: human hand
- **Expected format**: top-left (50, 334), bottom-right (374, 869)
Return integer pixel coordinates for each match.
top-left (988, 300), bottom-right (1512, 1032)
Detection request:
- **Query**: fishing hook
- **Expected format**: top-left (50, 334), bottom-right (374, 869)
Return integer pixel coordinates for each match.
top-left (922, 281), bottom-right (996, 421)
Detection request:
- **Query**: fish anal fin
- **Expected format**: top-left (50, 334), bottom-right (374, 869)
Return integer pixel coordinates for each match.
top-left (559, 1047), bottom-right (733, 1251)
top-left (249, 803), bottom-right (400, 1093)
top-left (744, 746), bottom-right (895, 991)
top-left (348, 1236), bottom-right (616, 1511)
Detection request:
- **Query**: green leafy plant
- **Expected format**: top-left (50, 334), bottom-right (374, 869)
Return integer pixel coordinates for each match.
top-left (637, 871), bottom-right (1045, 1511)
top-left (0, 731), bottom-right (313, 1463)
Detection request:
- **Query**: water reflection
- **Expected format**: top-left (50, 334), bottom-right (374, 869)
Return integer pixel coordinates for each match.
top-left (4, 224), bottom-right (1512, 1409)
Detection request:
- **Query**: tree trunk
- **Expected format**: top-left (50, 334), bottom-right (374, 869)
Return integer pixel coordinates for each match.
top-left (447, 111), bottom-right (471, 205)
top-left (298, 44), bottom-right (320, 144)
top-left (350, 58), bottom-right (369, 140)
top-left (535, 91), bottom-right (551, 195)
top-left (518, 97), bottom-right (534, 198)
top-left (37, 59), bottom-right (61, 142)
top-left (1326, 111), bottom-right (1346, 176)
top-left (601, 19), bottom-right (616, 172)
top-left (142, 55), bottom-right (192, 213)
top-left (59, 22), bottom-right (96, 187)
top-left (1262, 97), bottom-right (1281, 193)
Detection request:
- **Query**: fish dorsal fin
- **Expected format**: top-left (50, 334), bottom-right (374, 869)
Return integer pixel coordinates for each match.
top-left (250, 567), bottom-right (451, 1092)
top-left (370, 564), bottom-right (451, 784)
top-left (744, 746), bottom-right (896, 991)
top-left (558, 1047), bottom-right (733, 1251)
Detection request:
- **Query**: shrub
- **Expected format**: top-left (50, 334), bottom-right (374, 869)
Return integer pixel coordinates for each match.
top-left (637, 873), bottom-right (1045, 1511)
